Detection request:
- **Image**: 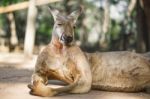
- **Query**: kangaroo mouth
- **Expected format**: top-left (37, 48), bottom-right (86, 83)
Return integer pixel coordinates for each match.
top-left (60, 33), bottom-right (73, 46)
top-left (60, 38), bottom-right (72, 46)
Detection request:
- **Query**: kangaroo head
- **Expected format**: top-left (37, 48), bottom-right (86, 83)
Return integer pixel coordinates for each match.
top-left (49, 6), bottom-right (82, 46)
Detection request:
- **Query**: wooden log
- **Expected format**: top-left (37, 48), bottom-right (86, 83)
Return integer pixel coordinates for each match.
top-left (0, 0), bottom-right (62, 14)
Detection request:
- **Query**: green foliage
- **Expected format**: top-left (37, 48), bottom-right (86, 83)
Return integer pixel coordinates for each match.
top-left (0, 15), bottom-right (4, 27)
top-left (0, 14), bottom-right (7, 33)
top-left (110, 0), bottom-right (129, 5)
top-left (36, 7), bottom-right (54, 38)
top-left (110, 20), bottom-right (121, 40)
top-left (38, 21), bottom-right (52, 37)
top-left (0, 0), bottom-right (25, 6)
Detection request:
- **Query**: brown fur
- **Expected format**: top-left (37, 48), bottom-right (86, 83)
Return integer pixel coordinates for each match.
top-left (86, 52), bottom-right (150, 92)
top-left (28, 7), bottom-right (150, 97)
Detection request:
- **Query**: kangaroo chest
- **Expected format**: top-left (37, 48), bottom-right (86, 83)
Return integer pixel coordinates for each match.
top-left (46, 50), bottom-right (78, 83)
top-left (47, 52), bottom-right (74, 70)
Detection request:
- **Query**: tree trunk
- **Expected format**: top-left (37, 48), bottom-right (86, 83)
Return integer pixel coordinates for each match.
top-left (99, 0), bottom-right (110, 48)
top-left (136, 0), bottom-right (149, 52)
top-left (24, 0), bottom-right (37, 57)
top-left (7, 12), bottom-right (18, 51)
top-left (142, 0), bottom-right (150, 51)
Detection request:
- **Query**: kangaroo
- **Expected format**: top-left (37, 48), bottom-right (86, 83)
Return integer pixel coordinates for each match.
top-left (28, 7), bottom-right (150, 97)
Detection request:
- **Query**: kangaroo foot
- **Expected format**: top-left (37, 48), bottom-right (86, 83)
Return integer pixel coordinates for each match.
top-left (28, 81), bottom-right (57, 97)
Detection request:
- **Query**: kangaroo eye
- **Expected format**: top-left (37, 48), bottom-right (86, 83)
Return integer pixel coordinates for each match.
top-left (73, 25), bottom-right (76, 29)
top-left (57, 23), bottom-right (63, 26)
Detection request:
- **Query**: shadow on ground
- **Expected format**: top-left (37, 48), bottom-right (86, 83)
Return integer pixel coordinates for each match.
top-left (0, 67), bottom-right (32, 83)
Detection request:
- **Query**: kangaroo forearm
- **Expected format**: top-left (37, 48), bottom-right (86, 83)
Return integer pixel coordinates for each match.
top-left (51, 74), bottom-right (80, 95)
top-left (52, 81), bottom-right (78, 94)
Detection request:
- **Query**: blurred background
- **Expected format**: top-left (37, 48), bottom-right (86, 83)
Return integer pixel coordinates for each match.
top-left (1, 1), bottom-right (150, 98)
top-left (0, 0), bottom-right (149, 57)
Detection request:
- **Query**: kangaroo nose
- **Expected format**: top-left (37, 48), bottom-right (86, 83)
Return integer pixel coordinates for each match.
top-left (61, 34), bottom-right (73, 43)
top-left (66, 36), bottom-right (73, 43)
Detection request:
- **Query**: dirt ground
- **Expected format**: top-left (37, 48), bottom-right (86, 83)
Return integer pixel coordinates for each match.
top-left (0, 53), bottom-right (150, 99)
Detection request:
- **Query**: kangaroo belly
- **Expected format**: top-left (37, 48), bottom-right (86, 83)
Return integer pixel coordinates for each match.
top-left (87, 51), bottom-right (150, 92)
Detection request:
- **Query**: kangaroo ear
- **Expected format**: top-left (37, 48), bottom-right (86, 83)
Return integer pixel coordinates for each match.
top-left (48, 6), bottom-right (59, 21)
top-left (69, 6), bottom-right (83, 23)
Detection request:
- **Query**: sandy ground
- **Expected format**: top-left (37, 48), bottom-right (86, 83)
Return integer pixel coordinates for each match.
top-left (0, 53), bottom-right (150, 99)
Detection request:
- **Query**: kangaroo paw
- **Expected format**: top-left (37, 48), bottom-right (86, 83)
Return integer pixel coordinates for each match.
top-left (27, 81), bottom-right (57, 97)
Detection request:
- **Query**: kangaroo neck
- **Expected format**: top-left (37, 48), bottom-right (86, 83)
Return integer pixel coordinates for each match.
top-left (51, 34), bottom-right (63, 49)
top-left (50, 33), bottom-right (69, 54)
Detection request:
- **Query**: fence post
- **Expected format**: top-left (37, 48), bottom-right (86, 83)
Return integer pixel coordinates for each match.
top-left (24, 0), bottom-right (37, 57)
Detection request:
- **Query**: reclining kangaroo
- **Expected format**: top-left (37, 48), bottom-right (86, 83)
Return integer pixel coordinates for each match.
top-left (28, 7), bottom-right (150, 97)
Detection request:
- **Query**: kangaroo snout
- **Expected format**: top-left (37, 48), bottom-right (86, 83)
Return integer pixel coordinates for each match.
top-left (61, 33), bottom-right (73, 44)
